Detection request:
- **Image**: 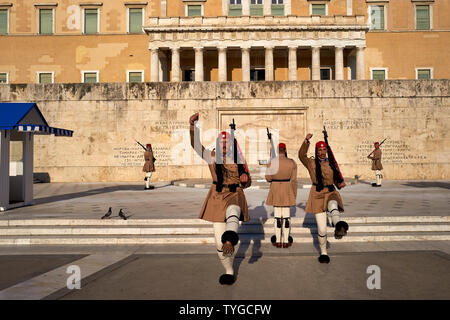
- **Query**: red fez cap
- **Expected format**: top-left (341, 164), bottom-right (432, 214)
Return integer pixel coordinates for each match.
top-left (220, 131), bottom-right (230, 139)
top-left (315, 141), bottom-right (327, 149)
top-left (278, 143), bottom-right (286, 149)
top-left (146, 144), bottom-right (151, 148)
top-left (374, 141), bottom-right (380, 145)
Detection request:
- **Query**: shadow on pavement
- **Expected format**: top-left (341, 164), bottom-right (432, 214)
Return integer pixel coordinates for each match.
top-left (234, 200), bottom-right (268, 279)
top-left (401, 181), bottom-right (450, 189)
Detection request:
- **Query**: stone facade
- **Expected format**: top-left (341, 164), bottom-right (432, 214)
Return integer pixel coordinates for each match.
top-left (0, 80), bottom-right (448, 182)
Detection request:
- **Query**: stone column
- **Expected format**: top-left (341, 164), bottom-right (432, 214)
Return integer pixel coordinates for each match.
top-left (194, 47), bottom-right (204, 82)
top-left (0, 130), bottom-right (10, 210)
top-left (171, 47), bottom-right (180, 82)
top-left (356, 46), bottom-right (365, 80)
top-left (218, 47), bottom-right (227, 82)
top-left (241, 46), bottom-right (250, 82)
top-left (23, 133), bottom-right (33, 205)
top-left (150, 48), bottom-right (159, 82)
top-left (311, 46), bottom-right (321, 80)
top-left (288, 46), bottom-right (297, 81)
top-left (265, 46), bottom-right (274, 81)
top-left (335, 46), bottom-right (344, 80)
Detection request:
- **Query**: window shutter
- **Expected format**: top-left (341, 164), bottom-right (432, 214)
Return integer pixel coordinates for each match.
top-left (39, 9), bottom-right (53, 34)
top-left (250, 5), bottom-right (263, 16)
top-left (271, 5), bottom-right (285, 16)
top-left (312, 4), bottom-right (326, 15)
top-left (129, 72), bottom-right (142, 83)
top-left (85, 9), bottom-right (98, 34)
top-left (129, 8), bottom-right (142, 33)
top-left (0, 10), bottom-right (7, 34)
top-left (229, 5), bottom-right (242, 16)
top-left (417, 69), bottom-right (431, 79)
top-left (0, 73), bottom-right (7, 83)
top-left (416, 5), bottom-right (430, 30)
top-left (372, 70), bottom-right (385, 80)
top-left (188, 5), bottom-right (202, 17)
top-left (39, 73), bottom-right (52, 84)
top-left (84, 73), bottom-right (97, 83)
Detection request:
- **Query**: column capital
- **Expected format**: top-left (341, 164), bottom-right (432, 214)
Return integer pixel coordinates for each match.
top-left (288, 46), bottom-right (298, 50)
top-left (311, 45), bottom-right (321, 50)
top-left (356, 45), bottom-right (366, 50)
top-left (335, 45), bottom-right (345, 50)
top-left (265, 46), bottom-right (274, 50)
top-left (194, 46), bottom-right (204, 52)
top-left (170, 46), bottom-right (180, 52)
top-left (241, 46), bottom-right (251, 51)
top-left (217, 46), bottom-right (227, 52)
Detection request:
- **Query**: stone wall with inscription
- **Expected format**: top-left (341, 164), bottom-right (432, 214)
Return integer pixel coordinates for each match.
top-left (0, 80), bottom-right (448, 181)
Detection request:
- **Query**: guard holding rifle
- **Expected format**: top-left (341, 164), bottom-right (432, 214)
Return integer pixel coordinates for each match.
top-left (367, 140), bottom-right (385, 187)
top-left (298, 128), bottom-right (349, 264)
top-left (265, 128), bottom-right (298, 248)
top-left (137, 140), bottom-right (156, 190)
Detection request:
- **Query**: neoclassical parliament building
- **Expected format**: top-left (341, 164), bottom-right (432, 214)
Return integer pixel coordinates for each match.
top-left (0, 0), bottom-right (449, 84)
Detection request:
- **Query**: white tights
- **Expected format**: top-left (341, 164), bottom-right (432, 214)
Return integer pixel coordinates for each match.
top-left (274, 207), bottom-right (291, 244)
top-left (316, 200), bottom-right (341, 255)
top-left (213, 205), bottom-right (241, 275)
top-left (145, 172), bottom-right (152, 188)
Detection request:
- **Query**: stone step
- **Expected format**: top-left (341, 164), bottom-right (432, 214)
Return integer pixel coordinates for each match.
top-left (0, 224), bottom-right (449, 236)
top-left (0, 216), bottom-right (448, 227)
top-left (0, 232), bottom-right (449, 245)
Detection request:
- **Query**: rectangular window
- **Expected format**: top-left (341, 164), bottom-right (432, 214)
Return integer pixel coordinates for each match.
top-left (187, 5), bottom-right (202, 17)
top-left (250, 0), bottom-right (263, 16)
top-left (417, 69), bottom-right (431, 79)
top-left (271, 0), bottom-right (284, 16)
top-left (129, 8), bottom-right (143, 33)
top-left (370, 5), bottom-right (385, 30)
top-left (250, 69), bottom-right (265, 81)
top-left (83, 72), bottom-right (98, 83)
top-left (39, 9), bottom-right (53, 34)
top-left (320, 68), bottom-right (331, 80)
top-left (416, 5), bottom-right (430, 30)
top-left (84, 8), bottom-right (98, 34)
top-left (371, 69), bottom-right (386, 80)
top-left (128, 71), bottom-right (143, 83)
top-left (0, 9), bottom-right (8, 34)
top-left (229, 0), bottom-right (242, 16)
top-left (311, 4), bottom-right (326, 15)
top-left (38, 73), bottom-right (53, 84)
top-left (182, 69), bottom-right (195, 81)
top-left (0, 73), bottom-right (7, 83)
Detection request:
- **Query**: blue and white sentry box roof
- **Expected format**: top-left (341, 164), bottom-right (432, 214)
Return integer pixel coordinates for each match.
top-left (0, 103), bottom-right (73, 136)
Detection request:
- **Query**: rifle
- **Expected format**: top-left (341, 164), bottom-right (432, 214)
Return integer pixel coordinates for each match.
top-left (367, 138), bottom-right (387, 157)
top-left (322, 126), bottom-right (344, 188)
top-left (229, 118), bottom-right (236, 163)
top-left (266, 128), bottom-right (276, 159)
top-left (135, 140), bottom-right (156, 162)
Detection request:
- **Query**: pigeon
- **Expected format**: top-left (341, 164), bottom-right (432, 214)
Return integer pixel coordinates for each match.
top-left (118, 209), bottom-right (127, 220)
top-left (101, 207), bottom-right (112, 219)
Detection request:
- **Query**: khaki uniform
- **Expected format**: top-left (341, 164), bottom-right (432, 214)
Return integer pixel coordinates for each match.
top-left (265, 154), bottom-right (298, 206)
top-left (298, 140), bottom-right (344, 214)
top-left (142, 150), bottom-right (155, 172)
top-left (190, 126), bottom-right (251, 223)
top-left (370, 149), bottom-right (383, 170)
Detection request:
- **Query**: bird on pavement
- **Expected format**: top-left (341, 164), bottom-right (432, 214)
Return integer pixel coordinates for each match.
top-left (119, 209), bottom-right (127, 220)
top-left (101, 207), bottom-right (112, 219)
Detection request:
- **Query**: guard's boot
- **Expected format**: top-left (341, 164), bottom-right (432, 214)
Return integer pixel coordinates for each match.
top-left (318, 254), bottom-right (330, 264)
top-left (334, 221), bottom-right (349, 239)
top-left (219, 274), bottom-right (235, 285)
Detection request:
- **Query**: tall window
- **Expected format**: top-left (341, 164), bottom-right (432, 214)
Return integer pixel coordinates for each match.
top-left (38, 72), bottom-right (53, 84)
top-left (320, 68), bottom-right (331, 80)
top-left (370, 5), bottom-right (385, 30)
top-left (250, 0), bottom-right (263, 16)
top-left (128, 71), bottom-right (143, 83)
top-left (271, 0), bottom-right (284, 16)
top-left (416, 5), bottom-right (430, 30)
top-left (311, 4), bottom-right (326, 15)
top-left (128, 8), bottom-right (143, 33)
top-left (84, 8), bottom-right (99, 34)
top-left (83, 71), bottom-right (98, 83)
top-left (0, 9), bottom-right (8, 34)
top-left (416, 68), bottom-right (432, 79)
top-left (371, 69), bottom-right (387, 80)
top-left (187, 5), bottom-right (202, 17)
top-left (39, 9), bottom-right (53, 34)
top-left (0, 73), bottom-right (8, 83)
top-left (229, 0), bottom-right (242, 16)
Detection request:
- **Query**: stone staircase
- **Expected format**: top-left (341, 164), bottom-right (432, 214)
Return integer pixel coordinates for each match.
top-left (0, 216), bottom-right (448, 245)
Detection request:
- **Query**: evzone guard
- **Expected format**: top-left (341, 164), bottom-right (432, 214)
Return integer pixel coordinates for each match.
top-left (265, 140), bottom-right (298, 248)
top-left (141, 142), bottom-right (156, 190)
top-left (298, 128), bottom-right (349, 264)
top-left (189, 113), bottom-right (251, 285)
top-left (367, 140), bottom-right (385, 187)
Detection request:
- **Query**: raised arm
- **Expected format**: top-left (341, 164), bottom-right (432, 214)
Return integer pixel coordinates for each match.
top-left (298, 133), bottom-right (313, 168)
top-left (189, 113), bottom-right (211, 163)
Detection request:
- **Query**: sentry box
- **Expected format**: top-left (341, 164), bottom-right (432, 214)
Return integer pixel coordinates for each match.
top-left (0, 103), bottom-right (73, 211)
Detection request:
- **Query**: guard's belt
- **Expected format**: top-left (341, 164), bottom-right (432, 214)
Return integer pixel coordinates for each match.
top-left (313, 183), bottom-right (336, 192)
top-left (271, 179), bottom-right (291, 182)
top-left (213, 181), bottom-right (240, 192)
